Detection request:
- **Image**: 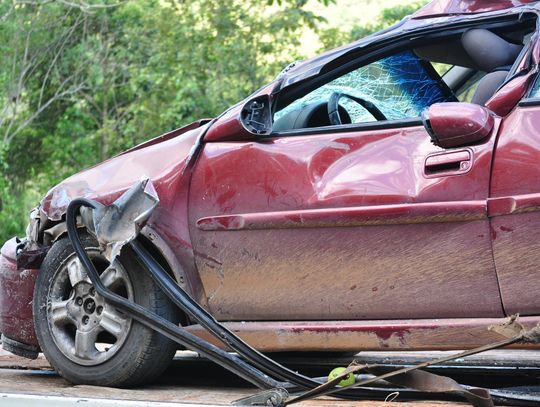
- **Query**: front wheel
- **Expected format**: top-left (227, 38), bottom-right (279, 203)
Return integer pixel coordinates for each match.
top-left (34, 233), bottom-right (178, 387)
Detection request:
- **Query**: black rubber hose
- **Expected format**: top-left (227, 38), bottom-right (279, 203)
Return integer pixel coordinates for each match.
top-left (129, 233), bottom-right (418, 400)
top-left (66, 198), bottom-right (365, 399)
top-left (66, 198), bottom-right (283, 389)
top-left (68, 198), bottom-right (537, 406)
top-left (130, 239), bottom-right (320, 389)
top-left (66, 198), bottom-right (404, 400)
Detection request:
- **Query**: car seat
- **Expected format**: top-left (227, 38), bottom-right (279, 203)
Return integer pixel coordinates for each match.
top-left (461, 29), bottom-right (523, 106)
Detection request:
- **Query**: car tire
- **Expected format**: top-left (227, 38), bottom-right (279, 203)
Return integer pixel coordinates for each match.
top-left (33, 233), bottom-right (178, 387)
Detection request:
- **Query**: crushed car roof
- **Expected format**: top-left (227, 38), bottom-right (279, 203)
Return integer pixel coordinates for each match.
top-left (277, 0), bottom-right (539, 91)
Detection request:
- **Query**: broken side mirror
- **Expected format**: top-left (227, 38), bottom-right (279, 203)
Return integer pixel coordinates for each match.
top-left (204, 94), bottom-right (273, 142)
top-left (240, 95), bottom-right (272, 136)
top-left (422, 102), bottom-right (495, 148)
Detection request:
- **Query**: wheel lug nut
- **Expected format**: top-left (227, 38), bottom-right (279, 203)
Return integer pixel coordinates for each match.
top-left (76, 297), bottom-right (83, 306)
top-left (82, 315), bottom-right (89, 325)
top-left (96, 306), bottom-right (103, 315)
top-left (83, 298), bottom-right (96, 314)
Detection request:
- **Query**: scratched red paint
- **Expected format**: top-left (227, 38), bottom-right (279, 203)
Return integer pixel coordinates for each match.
top-left (2, 1), bottom-right (540, 354)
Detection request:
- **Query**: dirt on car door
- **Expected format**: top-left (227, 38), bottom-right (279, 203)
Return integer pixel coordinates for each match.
top-left (188, 121), bottom-right (503, 321)
top-left (489, 91), bottom-right (540, 315)
top-left (486, 36), bottom-right (540, 316)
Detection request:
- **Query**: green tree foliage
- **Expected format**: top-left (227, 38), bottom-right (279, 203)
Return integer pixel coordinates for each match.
top-left (319, 1), bottom-right (428, 50)
top-left (0, 0), bottom-right (424, 242)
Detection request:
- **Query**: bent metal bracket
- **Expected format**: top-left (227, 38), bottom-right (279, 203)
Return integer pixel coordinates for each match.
top-left (66, 179), bottom-right (540, 407)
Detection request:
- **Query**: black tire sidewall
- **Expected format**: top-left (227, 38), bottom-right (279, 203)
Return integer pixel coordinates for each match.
top-left (33, 234), bottom-right (177, 387)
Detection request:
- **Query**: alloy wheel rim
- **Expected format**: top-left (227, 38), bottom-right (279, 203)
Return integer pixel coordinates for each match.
top-left (47, 251), bottom-right (133, 366)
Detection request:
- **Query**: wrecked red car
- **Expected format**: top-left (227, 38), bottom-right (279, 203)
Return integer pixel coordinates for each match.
top-left (2, 0), bottom-right (540, 388)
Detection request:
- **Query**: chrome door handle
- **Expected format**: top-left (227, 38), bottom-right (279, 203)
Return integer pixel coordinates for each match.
top-left (424, 150), bottom-right (472, 177)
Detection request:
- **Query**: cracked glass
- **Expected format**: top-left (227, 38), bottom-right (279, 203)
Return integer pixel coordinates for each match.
top-left (275, 51), bottom-right (455, 125)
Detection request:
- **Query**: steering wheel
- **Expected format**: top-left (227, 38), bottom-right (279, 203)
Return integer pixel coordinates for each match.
top-left (327, 92), bottom-right (387, 125)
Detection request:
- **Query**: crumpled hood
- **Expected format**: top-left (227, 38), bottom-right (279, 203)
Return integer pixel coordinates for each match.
top-left (41, 121), bottom-right (210, 221)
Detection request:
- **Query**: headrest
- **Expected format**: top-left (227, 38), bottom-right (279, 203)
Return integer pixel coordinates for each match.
top-left (461, 29), bottom-right (523, 72)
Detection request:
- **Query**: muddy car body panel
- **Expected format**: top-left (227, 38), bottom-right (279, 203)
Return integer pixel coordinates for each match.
top-left (3, 0), bottom-right (540, 354)
top-left (189, 121), bottom-right (502, 320)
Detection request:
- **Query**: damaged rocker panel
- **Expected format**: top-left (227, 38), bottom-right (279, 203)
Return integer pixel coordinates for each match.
top-left (185, 316), bottom-right (540, 352)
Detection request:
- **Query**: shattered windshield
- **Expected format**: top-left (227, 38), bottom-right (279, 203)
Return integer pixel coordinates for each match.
top-left (274, 50), bottom-right (455, 124)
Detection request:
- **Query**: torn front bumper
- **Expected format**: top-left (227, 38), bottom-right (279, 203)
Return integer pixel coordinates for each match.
top-left (0, 179), bottom-right (164, 361)
top-left (0, 237), bottom-right (40, 356)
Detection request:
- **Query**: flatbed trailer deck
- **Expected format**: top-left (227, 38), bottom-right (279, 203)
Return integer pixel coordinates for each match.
top-left (2, 349), bottom-right (540, 406)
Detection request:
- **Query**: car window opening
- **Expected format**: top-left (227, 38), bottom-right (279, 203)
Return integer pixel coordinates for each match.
top-left (272, 19), bottom-right (536, 134)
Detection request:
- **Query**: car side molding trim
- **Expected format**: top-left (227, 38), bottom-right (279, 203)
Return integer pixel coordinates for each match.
top-left (488, 193), bottom-right (540, 217)
top-left (196, 200), bottom-right (486, 231)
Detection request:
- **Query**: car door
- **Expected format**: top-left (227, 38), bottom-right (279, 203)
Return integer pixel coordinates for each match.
top-left (488, 38), bottom-right (540, 316)
top-left (188, 50), bottom-right (504, 322)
